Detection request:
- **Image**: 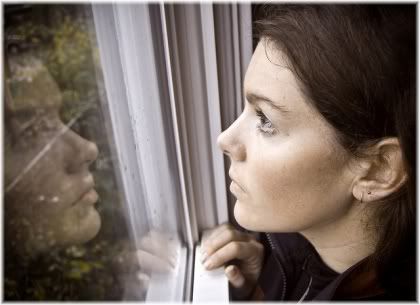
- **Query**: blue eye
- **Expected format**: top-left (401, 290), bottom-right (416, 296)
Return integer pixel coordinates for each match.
top-left (256, 110), bottom-right (276, 135)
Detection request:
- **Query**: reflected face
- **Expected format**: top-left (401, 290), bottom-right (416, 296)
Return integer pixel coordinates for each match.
top-left (218, 41), bottom-right (355, 233)
top-left (5, 106), bottom-right (101, 255)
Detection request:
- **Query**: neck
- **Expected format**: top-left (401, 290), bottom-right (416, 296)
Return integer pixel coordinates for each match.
top-left (300, 203), bottom-right (377, 273)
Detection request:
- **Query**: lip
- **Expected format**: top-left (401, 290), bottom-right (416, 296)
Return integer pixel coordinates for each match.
top-left (228, 170), bottom-right (246, 193)
top-left (72, 175), bottom-right (97, 206)
top-left (230, 181), bottom-right (245, 198)
top-left (75, 188), bottom-right (99, 206)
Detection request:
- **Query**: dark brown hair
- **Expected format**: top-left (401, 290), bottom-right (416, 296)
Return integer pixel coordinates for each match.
top-left (254, 4), bottom-right (416, 297)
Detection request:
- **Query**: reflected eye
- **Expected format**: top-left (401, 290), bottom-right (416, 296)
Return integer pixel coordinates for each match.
top-left (17, 113), bottom-right (61, 140)
top-left (256, 109), bottom-right (276, 135)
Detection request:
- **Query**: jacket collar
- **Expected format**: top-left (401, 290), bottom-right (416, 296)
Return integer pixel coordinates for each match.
top-left (313, 256), bottom-right (385, 300)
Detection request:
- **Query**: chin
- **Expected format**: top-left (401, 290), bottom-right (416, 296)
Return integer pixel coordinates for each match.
top-left (75, 208), bottom-right (102, 244)
top-left (233, 201), bottom-right (262, 232)
top-left (9, 209), bottom-right (102, 258)
top-left (58, 207), bottom-right (102, 246)
top-left (234, 200), bottom-right (298, 233)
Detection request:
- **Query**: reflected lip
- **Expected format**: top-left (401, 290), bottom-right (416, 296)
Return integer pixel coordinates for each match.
top-left (72, 175), bottom-right (97, 206)
top-left (75, 188), bottom-right (98, 206)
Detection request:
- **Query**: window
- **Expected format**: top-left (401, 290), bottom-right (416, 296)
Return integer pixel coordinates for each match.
top-left (3, 3), bottom-right (252, 301)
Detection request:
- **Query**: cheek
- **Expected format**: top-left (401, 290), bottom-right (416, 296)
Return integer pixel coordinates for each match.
top-left (53, 206), bottom-right (101, 245)
top-left (252, 141), bottom-right (341, 198)
top-left (5, 144), bottom-right (82, 222)
top-left (244, 137), bottom-right (350, 231)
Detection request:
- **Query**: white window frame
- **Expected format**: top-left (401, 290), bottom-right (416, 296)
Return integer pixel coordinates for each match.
top-left (160, 3), bottom-right (252, 302)
top-left (91, 2), bottom-right (252, 302)
top-left (92, 4), bottom-right (190, 302)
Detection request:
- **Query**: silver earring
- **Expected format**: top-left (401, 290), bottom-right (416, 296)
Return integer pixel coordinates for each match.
top-left (361, 191), bottom-right (372, 203)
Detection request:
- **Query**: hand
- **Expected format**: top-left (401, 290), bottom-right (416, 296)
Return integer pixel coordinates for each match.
top-left (112, 230), bottom-right (179, 300)
top-left (201, 223), bottom-right (264, 300)
top-left (113, 230), bottom-right (178, 274)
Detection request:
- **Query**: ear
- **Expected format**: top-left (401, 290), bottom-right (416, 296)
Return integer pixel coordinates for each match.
top-left (352, 137), bottom-right (407, 203)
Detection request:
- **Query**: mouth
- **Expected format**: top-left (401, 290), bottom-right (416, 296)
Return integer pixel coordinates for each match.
top-left (75, 188), bottom-right (99, 206)
top-left (229, 170), bottom-right (244, 188)
top-left (228, 170), bottom-right (246, 195)
top-left (72, 175), bottom-right (98, 206)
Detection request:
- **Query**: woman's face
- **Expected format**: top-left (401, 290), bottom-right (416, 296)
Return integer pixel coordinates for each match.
top-left (5, 106), bottom-right (101, 255)
top-left (218, 41), bottom-right (356, 233)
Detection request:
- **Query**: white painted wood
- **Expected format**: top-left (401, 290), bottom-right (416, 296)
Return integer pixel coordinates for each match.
top-left (231, 4), bottom-right (244, 117)
top-left (239, 3), bottom-right (253, 112)
top-left (162, 4), bottom-right (219, 232)
top-left (92, 4), bottom-right (150, 241)
top-left (92, 3), bottom-right (254, 302)
top-left (112, 4), bottom-right (179, 234)
top-left (160, 3), bottom-right (195, 252)
top-left (92, 4), bottom-right (188, 302)
top-left (146, 246), bottom-right (188, 302)
top-left (200, 4), bottom-right (229, 225)
top-left (239, 3), bottom-right (253, 79)
top-left (193, 245), bottom-right (229, 302)
top-left (162, 5), bottom-right (201, 244)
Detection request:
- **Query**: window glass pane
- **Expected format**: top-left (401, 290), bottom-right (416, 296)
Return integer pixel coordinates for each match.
top-left (4, 4), bottom-right (185, 301)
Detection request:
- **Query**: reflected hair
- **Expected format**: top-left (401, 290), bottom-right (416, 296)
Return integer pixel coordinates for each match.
top-left (254, 4), bottom-right (415, 297)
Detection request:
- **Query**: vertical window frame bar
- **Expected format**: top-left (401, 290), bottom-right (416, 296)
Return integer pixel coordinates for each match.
top-left (199, 3), bottom-right (229, 225)
top-left (160, 4), bottom-right (196, 301)
top-left (91, 4), bottom-right (189, 302)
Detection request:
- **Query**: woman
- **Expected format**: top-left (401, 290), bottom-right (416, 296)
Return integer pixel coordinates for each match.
top-left (201, 5), bottom-right (415, 301)
top-left (4, 39), bottom-right (175, 302)
top-left (5, 53), bottom-right (101, 258)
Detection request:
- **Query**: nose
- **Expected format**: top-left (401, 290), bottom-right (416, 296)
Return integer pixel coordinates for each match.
top-left (66, 129), bottom-right (99, 173)
top-left (217, 119), bottom-right (246, 162)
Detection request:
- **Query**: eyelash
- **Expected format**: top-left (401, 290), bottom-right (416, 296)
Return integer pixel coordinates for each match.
top-left (255, 109), bottom-right (276, 135)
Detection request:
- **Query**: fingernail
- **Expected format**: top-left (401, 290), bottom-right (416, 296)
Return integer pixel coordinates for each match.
top-left (201, 251), bottom-right (208, 263)
top-left (226, 265), bottom-right (236, 276)
top-left (204, 259), bottom-right (213, 270)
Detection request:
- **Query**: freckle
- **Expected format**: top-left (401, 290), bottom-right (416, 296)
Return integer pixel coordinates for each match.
top-left (51, 196), bottom-right (59, 203)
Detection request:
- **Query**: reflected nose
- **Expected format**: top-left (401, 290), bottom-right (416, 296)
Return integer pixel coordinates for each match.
top-left (217, 119), bottom-right (246, 162)
top-left (66, 129), bottom-right (99, 173)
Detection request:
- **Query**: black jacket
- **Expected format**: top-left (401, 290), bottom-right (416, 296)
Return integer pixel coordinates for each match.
top-left (254, 232), bottom-right (415, 301)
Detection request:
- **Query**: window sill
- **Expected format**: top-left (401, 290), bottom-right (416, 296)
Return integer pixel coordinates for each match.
top-left (192, 245), bottom-right (229, 302)
top-left (146, 246), bottom-right (188, 302)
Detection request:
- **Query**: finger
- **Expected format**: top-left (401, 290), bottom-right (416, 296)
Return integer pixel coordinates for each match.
top-left (201, 223), bottom-right (233, 244)
top-left (139, 231), bottom-right (178, 267)
top-left (203, 241), bottom-right (254, 270)
top-left (139, 241), bottom-right (177, 268)
top-left (113, 250), bottom-right (142, 273)
top-left (202, 229), bottom-right (250, 260)
top-left (225, 265), bottom-right (246, 288)
top-left (140, 230), bottom-right (169, 253)
top-left (137, 272), bottom-right (151, 287)
top-left (136, 249), bottom-right (174, 273)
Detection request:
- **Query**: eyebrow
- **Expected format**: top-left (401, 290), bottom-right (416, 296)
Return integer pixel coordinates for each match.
top-left (245, 92), bottom-right (291, 114)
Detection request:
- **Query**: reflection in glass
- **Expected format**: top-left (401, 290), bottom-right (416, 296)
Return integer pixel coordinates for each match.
top-left (4, 5), bottom-right (151, 300)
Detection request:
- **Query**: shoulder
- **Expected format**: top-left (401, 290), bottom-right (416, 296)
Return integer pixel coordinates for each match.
top-left (315, 255), bottom-right (415, 301)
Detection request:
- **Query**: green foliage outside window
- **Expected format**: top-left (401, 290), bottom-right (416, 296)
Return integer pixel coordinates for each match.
top-left (5, 5), bottom-right (133, 300)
